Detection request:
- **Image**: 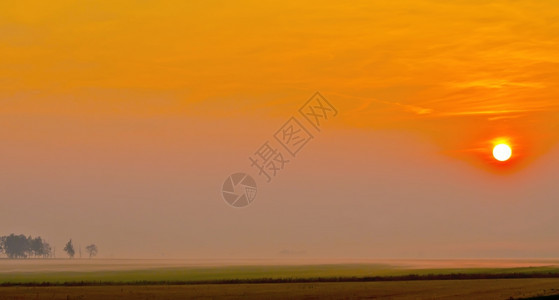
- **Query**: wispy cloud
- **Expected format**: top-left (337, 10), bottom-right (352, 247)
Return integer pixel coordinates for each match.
top-left (450, 80), bottom-right (546, 89)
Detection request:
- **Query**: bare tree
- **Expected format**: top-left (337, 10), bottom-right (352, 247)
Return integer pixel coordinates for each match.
top-left (85, 244), bottom-right (98, 258)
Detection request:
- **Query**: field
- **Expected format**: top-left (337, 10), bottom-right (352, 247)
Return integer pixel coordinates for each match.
top-left (0, 259), bottom-right (558, 299)
top-left (1, 280), bottom-right (559, 300)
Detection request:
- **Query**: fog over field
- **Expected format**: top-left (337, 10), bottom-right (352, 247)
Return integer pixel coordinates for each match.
top-left (3, 127), bottom-right (559, 259)
top-left (1, 258), bottom-right (559, 275)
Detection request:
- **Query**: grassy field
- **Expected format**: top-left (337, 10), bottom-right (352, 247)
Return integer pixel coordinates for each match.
top-left (1, 265), bottom-right (558, 284)
top-left (0, 259), bottom-right (558, 299)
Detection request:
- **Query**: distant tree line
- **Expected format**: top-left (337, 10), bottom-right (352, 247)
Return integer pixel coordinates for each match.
top-left (0, 234), bottom-right (98, 259)
top-left (0, 234), bottom-right (52, 259)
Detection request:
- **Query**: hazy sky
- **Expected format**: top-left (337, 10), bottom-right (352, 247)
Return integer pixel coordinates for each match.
top-left (1, 0), bottom-right (559, 259)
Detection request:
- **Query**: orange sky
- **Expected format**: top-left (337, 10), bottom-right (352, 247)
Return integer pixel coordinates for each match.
top-left (1, 1), bottom-right (559, 258)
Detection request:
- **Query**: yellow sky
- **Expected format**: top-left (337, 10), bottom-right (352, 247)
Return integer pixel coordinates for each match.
top-left (2, 1), bottom-right (559, 162)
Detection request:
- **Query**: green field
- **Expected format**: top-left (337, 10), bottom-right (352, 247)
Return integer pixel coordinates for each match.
top-left (1, 264), bottom-right (558, 284)
top-left (1, 260), bottom-right (558, 299)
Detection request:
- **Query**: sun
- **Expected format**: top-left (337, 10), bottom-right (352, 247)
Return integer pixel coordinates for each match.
top-left (493, 144), bottom-right (512, 162)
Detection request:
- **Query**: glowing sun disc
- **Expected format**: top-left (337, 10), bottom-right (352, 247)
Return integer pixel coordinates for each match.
top-left (493, 144), bottom-right (512, 162)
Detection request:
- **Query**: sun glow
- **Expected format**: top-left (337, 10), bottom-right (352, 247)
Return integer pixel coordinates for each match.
top-left (493, 144), bottom-right (512, 162)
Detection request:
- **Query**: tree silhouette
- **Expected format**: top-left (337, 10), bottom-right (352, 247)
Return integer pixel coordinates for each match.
top-left (63, 239), bottom-right (75, 258)
top-left (3, 234), bottom-right (30, 258)
top-left (0, 234), bottom-right (52, 259)
top-left (85, 244), bottom-right (98, 258)
top-left (29, 236), bottom-right (51, 258)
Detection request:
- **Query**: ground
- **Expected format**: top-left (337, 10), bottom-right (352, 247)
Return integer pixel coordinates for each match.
top-left (1, 280), bottom-right (559, 299)
top-left (1, 259), bottom-right (558, 299)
